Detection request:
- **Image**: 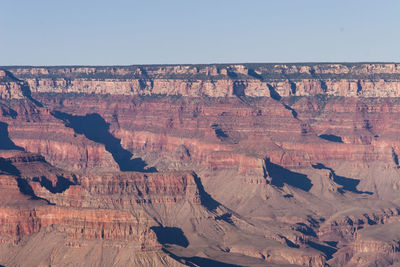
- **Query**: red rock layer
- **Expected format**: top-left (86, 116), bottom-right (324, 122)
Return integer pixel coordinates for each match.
top-left (13, 94), bottom-right (398, 175)
top-left (0, 151), bottom-right (199, 250)
top-left (2, 65), bottom-right (400, 266)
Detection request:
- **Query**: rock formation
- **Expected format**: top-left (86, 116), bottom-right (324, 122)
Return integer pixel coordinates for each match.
top-left (1, 63), bottom-right (400, 266)
top-left (4, 63), bottom-right (400, 97)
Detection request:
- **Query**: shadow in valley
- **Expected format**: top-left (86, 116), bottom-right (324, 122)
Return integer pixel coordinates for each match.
top-left (32, 175), bottom-right (75, 194)
top-left (0, 153), bottom-right (50, 202)
top-left (162, 248), bottom-right (242, 267)
top-left (283, 103), bottom-right (298, 118)
top-left (16, 178), bottom-right (40, 200)
top-left (279, 235), bottom-right (300, 248)
top-left (266, 84), bottom-right (299, 118)
top-left (267, 84), bottom-right (282, 101)
top-left (0, 122), bottom-right (24, 150)
top-left (1, 105), bottom-right (18, 119)
top-left (247, 68), bottom-right (282, 101)
top-left (192, 172), bottom-right (235, 225)
top-left (16, 177), bottom-right (54, 204)
top-left (232, 81), bottom-right (246, 97)
top-left (151, 226), bottom-right (189, 247)
top-left (51, 111), bottom-right (156, 172)
top-left (264, 158), bottom-right (313, 192)
top-left (247, 69), bottom-right (263, 80)
top-left (307, 241), bottom-right (337, 260)
top-left (391, 148), bottom-right (399, 167)
top-left (295, 222), bottom-right (317, 237)
top-left (21, 83), bottom-right (43, 107)
top-left (210, 123), bottom-right (228, 141)
top-left (289, 81), bottom-right (297, 95)
top-left (183, 257), bottom-right (242, 267)
top-left (0, 158), bottom-right (21, 175)
top-left (215, 213), bottom-right (233, 224)
top-left (192, 172), bottom-right (221, 211)
top-left (312, 163), bottom-right (373, 195)
top-left (319, 134), bottom-right (343, 143)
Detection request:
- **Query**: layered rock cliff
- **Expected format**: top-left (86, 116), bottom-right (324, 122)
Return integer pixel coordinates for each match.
top-left (1, 63), bottom-right (400, 266)
top-left (4, 63), bottom-right (400, 97)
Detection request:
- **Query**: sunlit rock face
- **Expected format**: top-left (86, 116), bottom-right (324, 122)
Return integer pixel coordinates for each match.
top-left (1, 63), bottom-right (400, 266)
top-left (5, 63), bottom-right (400, 97)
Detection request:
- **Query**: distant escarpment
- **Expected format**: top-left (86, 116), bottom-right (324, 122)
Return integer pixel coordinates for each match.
top-left (3, 63), bottom-right (400, 97)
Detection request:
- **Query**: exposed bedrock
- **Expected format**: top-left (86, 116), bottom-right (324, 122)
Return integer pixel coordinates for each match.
top-left (1, 64), bottom-right (400, 266)
top-left (12, 93), bottom-right (400, 174)
top-left (3, 63), bottom-right (400, 97)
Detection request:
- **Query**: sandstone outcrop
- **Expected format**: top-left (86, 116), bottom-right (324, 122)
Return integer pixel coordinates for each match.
top-left (0, 70), bottom-right (26, 99)
top-left (3, 63), bottom-right (400, 97)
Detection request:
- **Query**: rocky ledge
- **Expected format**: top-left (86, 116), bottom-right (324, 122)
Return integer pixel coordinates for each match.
top-left (2, 63), bottom-right (400, 97)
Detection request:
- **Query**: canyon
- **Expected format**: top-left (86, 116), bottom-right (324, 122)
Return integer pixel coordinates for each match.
top-left (1, 63), bottom-right (400, 266)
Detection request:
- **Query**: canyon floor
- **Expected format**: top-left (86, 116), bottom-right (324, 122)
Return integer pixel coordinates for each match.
top-left (1, 64), bottom-right (400, 266)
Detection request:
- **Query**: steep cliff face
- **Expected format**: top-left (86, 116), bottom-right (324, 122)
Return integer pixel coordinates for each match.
top-left (0, 151), bottom-right (159, 245)
top-left (0, 151), bottom-right (207, 266)
top-left (1, 63), bottom-right (400, 266)
top-left (4, 63), bottom-right (400, 97)
top-left (0, 70), bottom-right (26, 99)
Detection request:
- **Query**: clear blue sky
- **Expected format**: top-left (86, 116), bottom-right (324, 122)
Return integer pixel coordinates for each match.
top-left (1, 0), bottom-right (399, 65)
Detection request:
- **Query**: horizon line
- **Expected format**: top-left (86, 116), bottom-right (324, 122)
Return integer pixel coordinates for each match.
top-left (1, 61), bottom-right (399, 68)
